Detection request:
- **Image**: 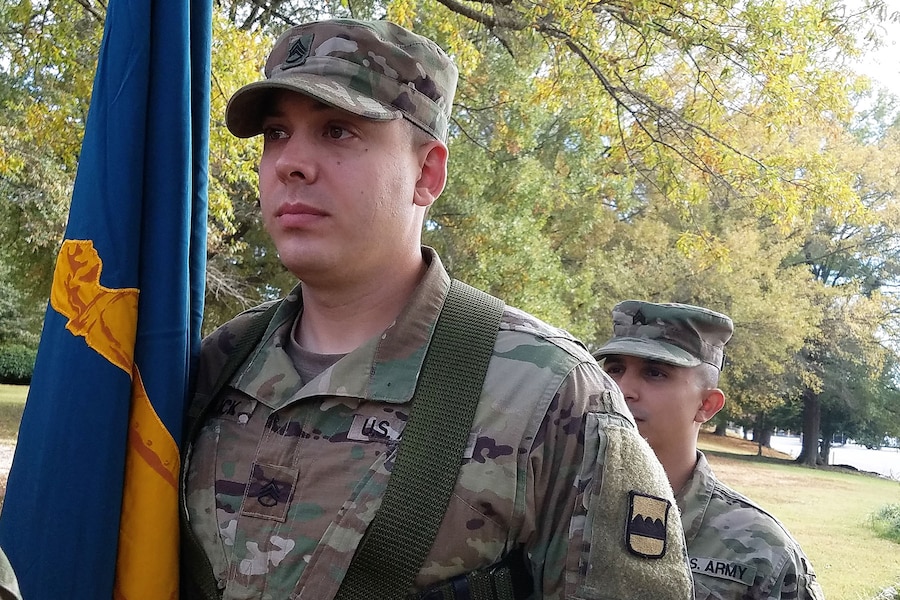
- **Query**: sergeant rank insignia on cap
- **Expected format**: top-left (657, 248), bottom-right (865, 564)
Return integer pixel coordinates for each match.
top-left (632, 309), bottom-right (648, 325)
top-left (625, 491), bottom-right (670, 559)
top-left (284, 33), bottom-right (313, 67)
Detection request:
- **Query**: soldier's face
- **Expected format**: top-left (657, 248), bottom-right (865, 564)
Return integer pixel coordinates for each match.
top-left (256, 92), bottom-right (438, 285)
top-left (602, 355), bottom-right (707, 455)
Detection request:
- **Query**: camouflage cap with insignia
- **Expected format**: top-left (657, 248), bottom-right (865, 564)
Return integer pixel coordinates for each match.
top-left (226, 18), bottom-right (458, 142)
top-left (593, 301), bottom-right (734, 369)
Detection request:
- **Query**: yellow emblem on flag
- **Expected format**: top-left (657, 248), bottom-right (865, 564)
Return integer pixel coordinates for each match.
top-left (51, 239), bottom-right (180, 600)
top-left (51, 239), bottom-right (139, 371)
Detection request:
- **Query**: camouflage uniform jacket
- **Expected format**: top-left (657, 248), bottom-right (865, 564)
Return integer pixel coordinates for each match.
top-left (678, 452), bottom-right (825, 599)
top-left (182, 248), bottom-right (693, 600)
top-left (0, 548), bottom-right (21, 600)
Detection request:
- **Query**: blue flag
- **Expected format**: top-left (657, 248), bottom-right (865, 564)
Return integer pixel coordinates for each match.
top-left (0, 0), bottom-right (211, 594)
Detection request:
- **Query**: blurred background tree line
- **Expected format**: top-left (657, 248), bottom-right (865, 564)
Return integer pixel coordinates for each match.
top-left (1, 0), bottom-right (899, 466)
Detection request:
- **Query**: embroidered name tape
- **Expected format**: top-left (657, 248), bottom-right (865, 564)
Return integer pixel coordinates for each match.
top-left (691, 556), bottom-right (757, 586)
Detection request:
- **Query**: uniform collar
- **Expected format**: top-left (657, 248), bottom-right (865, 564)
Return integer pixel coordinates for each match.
top-left (676, 450), bottom-right (716, 546)
top-left (234, 247), bottom-right (450, 410)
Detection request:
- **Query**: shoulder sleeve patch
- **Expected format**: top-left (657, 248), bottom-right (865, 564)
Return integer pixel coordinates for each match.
top-left (577, 415), bottom-right (693, 599)
top-left (626, 491), bottom-right (671, 559)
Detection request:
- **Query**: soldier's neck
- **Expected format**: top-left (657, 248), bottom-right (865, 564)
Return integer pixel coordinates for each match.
top-left (295, 260), bottom-right (427, 355)
top-left (659, 446), bottom-right (700, 497)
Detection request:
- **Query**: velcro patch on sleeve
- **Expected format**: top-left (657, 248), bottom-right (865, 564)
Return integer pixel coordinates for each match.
top-left (625, 491), bottom-right (671, 559)
top-left (578, 415), bottom-right (693, 600)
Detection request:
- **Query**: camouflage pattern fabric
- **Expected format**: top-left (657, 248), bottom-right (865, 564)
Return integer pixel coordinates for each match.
top-left (679, 453), bottom-right (825, 599)
top-left (0, 547), bottom-right (22, 600)
top-left (226, 19), bottom-right (458, 142)
top-left (182, 248), bottom-right (693, 599)
top-left (595, 301), bottom-right (733, 370)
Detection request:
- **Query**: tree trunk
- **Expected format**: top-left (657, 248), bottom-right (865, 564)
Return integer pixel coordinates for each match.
top-left (797, 388), bottom-right (820, 467)
top-left (753, 415), bottom-right (768, 456)
top-left (820, 436), bottom-right (831, 465)
top-left (714, 422), bottom-right (727, 436)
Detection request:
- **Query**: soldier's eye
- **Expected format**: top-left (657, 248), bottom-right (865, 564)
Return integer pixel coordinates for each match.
top-left (646, 368), bottom-right (667, 379)
top-left (326, 125), bottom-right (348, 139)
top-left (263, 127), bottom-right (289, 140)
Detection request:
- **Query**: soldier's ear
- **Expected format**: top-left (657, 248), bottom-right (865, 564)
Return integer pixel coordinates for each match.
top-left (695, 389), bottom-right (725, 424)
top-left (413, 140), bottom-right (447, 208)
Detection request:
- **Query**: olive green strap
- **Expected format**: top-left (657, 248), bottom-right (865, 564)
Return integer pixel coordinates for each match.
top-left (180, 300), bottom-right (281, 600)
top-left (336, 280), bottom-right (505, 600)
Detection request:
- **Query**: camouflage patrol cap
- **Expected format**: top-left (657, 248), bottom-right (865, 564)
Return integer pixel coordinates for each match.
top-left (226, 19), bottom-right (458, 142)
top-left (593, 301), bottom-right (733, 369)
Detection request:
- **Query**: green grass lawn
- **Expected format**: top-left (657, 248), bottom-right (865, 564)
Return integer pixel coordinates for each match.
top-left (0, 384), bottom-right (27, 440)
top-left (701, 435), bottom-right (900, 600)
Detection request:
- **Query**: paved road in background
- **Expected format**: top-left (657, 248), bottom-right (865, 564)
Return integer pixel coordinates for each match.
top-left (769, 435), bottom-right (900, 481)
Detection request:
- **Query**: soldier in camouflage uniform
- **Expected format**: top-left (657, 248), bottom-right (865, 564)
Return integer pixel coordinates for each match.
top-left (593, 301), bottom-right (825, 600)
top-left (0, 547), bottom-right (21, 600)
top-left (180, 18), bottom-right (694, 599)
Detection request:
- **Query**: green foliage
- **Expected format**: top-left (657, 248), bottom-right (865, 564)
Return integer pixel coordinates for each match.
top-left (869, 503), bottom-right (900, 545)
top-left (0, 345), bottom-right (36, 385)
top-left (0, 384), bottom-right (27, 440)
top-left (405, 0), bottom-right (871, 220)
top-left (4, 0), bottom-right (900, 453)
top-left (0, 0), bottom-right (102, 304)
top-left (202, 15), bottom-right (287, 330)
top-left (883, 588), bottom-right (900, 600)
top-left (0, 263), bottom-right (41, 348)
top-left (784, 107), bottom-right (900, 461)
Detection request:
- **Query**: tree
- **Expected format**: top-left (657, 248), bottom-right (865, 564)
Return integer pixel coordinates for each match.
top-left (3, 0), bottom-right (900, 373)
top-left (0, 0), bottom-right (99, 305)
top-left (786, 93), bottom-right (900, 466)
top-left (0, 261), bottom-right (40, 347)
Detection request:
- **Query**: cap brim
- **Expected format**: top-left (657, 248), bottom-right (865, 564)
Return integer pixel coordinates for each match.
top-left (592, 337), bottom-right (701, 367)
top-left (226, 72), bottom-right (403, 138)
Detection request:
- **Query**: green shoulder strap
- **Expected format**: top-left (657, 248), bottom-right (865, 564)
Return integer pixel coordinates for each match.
top-left (183, 300), bottom-right (282, 439)
top-left (180, 300), bottom-right (281, 600)
top-left (335, 279), bottom-right (505, 600)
